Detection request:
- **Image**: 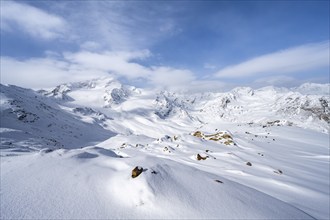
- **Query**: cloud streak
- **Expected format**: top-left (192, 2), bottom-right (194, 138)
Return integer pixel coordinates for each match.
top-left (58, 1), bottom-right (183, 50)
top-left (0, 56), bottom-right (109, 88)
top-left (215, 41), bottom-right (329, 78)
top-left (1, 1), bottom-right (67, 40)
top-left (1, 50), bottom-right (217, 92)
top-left (63, 50), bottom-right (151, 78)
top-left (1, 2), bottom-right (327, 91)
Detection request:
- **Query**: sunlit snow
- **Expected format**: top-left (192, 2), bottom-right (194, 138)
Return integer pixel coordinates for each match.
top-left (1, 78), bottom-right (329, 219)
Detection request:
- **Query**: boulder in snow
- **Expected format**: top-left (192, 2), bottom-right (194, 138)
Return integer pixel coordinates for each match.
top-left (132, 166), bottom-right (143, 178)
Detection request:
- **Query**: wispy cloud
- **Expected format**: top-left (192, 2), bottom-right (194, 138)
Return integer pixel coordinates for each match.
top-left (63, 50), bottom-right (151, 79)
top-left (1, 1), bottom-right (67, 40)
top-left (1, 1), bottom-right (180, 48)
top-left (1, 49), bottom-right (226, 92)
top-left (0, 56), bottom-right (108, 88)
top-left (203, 63), bottom-right (217, 70)
top-left (148, 67), bottom-right (195, 88)
top-left (2, 2), bottom-right (326, 91)
top-left (59, 1), bottom-right (182, 50)
top-left (214, 41), bottom-right (329, 78)
top-left (253, 75), bottom-right (297, 88)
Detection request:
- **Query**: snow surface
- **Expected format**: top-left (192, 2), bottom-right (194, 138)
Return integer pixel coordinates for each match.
top-left (1, 78), bottom-right (329, 219)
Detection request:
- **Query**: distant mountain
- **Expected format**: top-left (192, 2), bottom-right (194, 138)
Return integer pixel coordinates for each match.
top-left (0, 83), bottom-right (115, 151)
top-left (1, 78), bottom-right (329, 151)
top-left (293, 82), bottom-right (330, 95)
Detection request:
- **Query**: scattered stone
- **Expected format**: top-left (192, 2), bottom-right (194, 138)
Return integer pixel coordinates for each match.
top-left (193, 131), bottom-right (203, 138)
top-left (197, 154), bottom-right (207, 160)
top-left (215, 180), bottom-right (223, 183)
top-left (192, 130), bottom-right (236, 145)
top-left (274, 169), bottom-right (283, 175)
top-left (44, 148), bottom-right (53, 153)
top-left (40, 148), bottom-right (53, 154)
top-left (151, 170), bottom-right (158, 175)
top-left (163, 146), bottom-right (172, 153)
top-left (222, 134), bottom-right (232, 139)
top-left (246, 162), bottom-right (252, 166)
top-left (132, 166), bottom-right (143, 178)
top-left (205, 149), bottom-right (209, 152)
top-left (224, 140), bottom-right (234, 145)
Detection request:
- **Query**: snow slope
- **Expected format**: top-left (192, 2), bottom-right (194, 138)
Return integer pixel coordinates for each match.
top-left (1, 78), bottom-right (329, 219)
top-left (0, 84), bottom-right (115, 151)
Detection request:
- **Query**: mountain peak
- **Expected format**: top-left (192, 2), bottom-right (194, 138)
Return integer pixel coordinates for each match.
top-left (294, 82), bottom-right (330, 95)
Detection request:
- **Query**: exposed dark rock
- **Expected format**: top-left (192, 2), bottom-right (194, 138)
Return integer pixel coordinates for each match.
top-left (274, 169), bottom-right (283, 175)
top-left (132, 166), bottom-right (143, 178)
top-left (197, 154), bottom-right (207, 160)
top-left (193, 131), bottom-right (203, 138)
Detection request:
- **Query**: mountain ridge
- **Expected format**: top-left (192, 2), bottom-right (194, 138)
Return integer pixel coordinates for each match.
top-left (1, 78), bottom-right (329, 219)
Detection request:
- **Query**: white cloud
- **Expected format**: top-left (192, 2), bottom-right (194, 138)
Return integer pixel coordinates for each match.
top-left (203, 63), bottom-right (217, 70)
top-left (63, 50), bottom-right (197, 89)
top-left (53, 1), bottom-right (183, 50)
top-left (254, 75), bottom-right (297, 87)
top-left (80, 41), bottom-right (102, 51)
top-left (215, 41), bottom-right (329, 78)
top-left (1, 50), bottom-right (226, 92)
top-left (187, 80), bottom-right (229, 93)
top-left (63, 50), bottom-right (151, 79)
top-left (0, 50), bottom-right (168, 89)
top-left (149, 67), bottom-right (195, 88)
top-left (0, 57), bottom-right (108, 89)
top-left (1, 1), bottom-right (67, 40)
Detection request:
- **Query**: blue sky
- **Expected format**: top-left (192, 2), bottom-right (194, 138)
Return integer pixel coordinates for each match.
top-left (1, 0), bottom-right (329, 91)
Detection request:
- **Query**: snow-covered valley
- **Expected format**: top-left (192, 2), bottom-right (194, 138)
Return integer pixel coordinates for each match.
top-left (1, 78), bottom-right (329, 219)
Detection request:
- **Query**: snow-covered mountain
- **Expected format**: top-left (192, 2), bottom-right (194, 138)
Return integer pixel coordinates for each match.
top-left (1, 78), bottom-right (329, 219)
top-left (37, 78), bottom-right (330, 133)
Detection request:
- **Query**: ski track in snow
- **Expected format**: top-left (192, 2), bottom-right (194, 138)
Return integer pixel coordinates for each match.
top-left (0, 79), bottom-right (329, 219)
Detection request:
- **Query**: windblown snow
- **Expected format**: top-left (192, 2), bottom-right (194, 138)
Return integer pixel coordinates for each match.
top-left (1, 78), bottom-right (329, 219)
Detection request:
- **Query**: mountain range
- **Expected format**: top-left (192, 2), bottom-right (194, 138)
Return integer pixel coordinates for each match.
top-left (1, 78), bottom-right (329, 219)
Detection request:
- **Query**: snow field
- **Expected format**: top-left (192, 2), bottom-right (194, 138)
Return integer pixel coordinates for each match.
top-left (1, 79), bottom-right (328, 219)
